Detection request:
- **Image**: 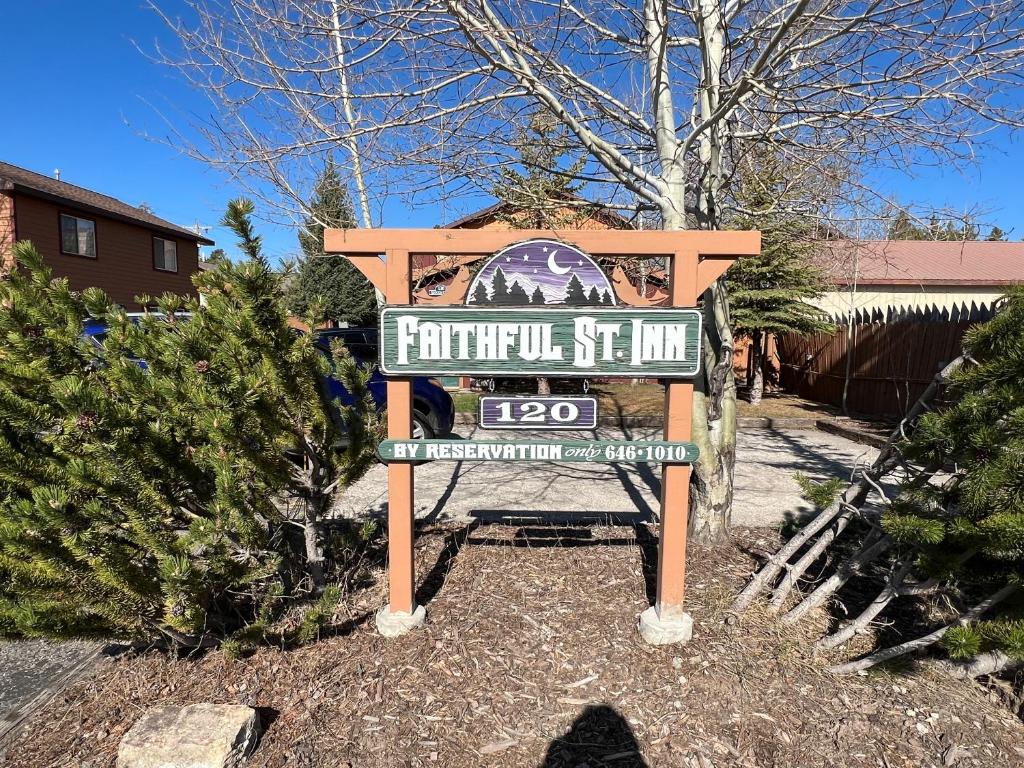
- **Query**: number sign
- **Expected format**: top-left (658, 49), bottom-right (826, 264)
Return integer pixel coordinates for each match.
top-left (379, 439), bottom-right (699, 464)
top-left (479, 396), bottom-right (598, 430)
top-left (379, 306), bottom-right (702, 378)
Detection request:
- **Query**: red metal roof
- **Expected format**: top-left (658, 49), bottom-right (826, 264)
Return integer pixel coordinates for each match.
top-left (819, 240), bottom-right (1024, 286)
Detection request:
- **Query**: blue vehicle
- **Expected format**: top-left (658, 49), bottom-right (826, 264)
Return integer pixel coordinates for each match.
top-left (314, 327), bottom-right (454, 440)
top-left (82, 317), bottom-right (454, 441)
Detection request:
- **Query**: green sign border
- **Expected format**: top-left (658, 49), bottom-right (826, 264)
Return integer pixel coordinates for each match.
top-left (379, 305), bottom-right (703, 378)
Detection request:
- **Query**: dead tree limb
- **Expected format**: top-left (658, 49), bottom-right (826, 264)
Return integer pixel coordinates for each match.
top-left (781, 533), bottom-right (893, 625)
top-left (829, 583), bottom-right (1019, 675)
top-left (731, 356), bottom-right (962, 616)
top-left (939, 651), bottom-right (1021, 680)
top-left (814, 557), bottom-right (916, 651)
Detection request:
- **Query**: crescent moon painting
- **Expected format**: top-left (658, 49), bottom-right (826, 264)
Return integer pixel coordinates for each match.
top-left (547, 249), bottom-right (571, 275)
top-left (466, 239), bottom-right (616, 306)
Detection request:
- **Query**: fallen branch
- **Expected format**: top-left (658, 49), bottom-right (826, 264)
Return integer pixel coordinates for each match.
top-left (814, 556), bottom-right (916, 651)
top-left (829, 583), bottom-right (1019, 675)
top-left (766, 504), bottom-right (857, 613)
top-left (939, 651), bottom-right (1020, 680)
top-left (730, 356), bottom-right (963, 616)
top-left (781, 533), bottom-right (892, 625)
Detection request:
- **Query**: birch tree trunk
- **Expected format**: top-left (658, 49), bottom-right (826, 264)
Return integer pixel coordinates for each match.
top-left (749, 330), bottom-right (764, 406)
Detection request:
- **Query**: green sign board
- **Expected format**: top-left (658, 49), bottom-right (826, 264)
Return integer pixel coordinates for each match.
top-left (379, 306), bottom-right (702, 377)
top-left (379, 439), bottom-right (699, 464)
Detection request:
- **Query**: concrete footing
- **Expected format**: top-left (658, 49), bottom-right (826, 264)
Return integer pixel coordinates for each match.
top-left (375, 604), bottom-right (426, 638)
top-left (638, 606), bottom-right (693, 646)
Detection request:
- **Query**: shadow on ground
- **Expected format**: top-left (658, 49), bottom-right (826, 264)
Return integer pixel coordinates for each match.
top-left (542, 704), bottom-right (648, 767)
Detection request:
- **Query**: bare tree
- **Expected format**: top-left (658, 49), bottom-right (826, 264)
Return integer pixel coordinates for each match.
top-left (155, 0), bottom-right (1024, 541)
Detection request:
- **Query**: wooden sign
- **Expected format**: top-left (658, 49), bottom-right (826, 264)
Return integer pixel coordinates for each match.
top-left (379, 306), bottom-right (702, 377)
top-left (378, 439), bottom-right (699, 464)
top-left (479, 395), bottom-right (598, 430)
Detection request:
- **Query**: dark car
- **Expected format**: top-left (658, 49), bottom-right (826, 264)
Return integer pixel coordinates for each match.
top-left (313, 327), bottom-right (455, 440)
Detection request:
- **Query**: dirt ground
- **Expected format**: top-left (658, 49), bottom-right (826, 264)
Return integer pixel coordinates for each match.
top-left (5, 524), bottom-right (1022, 768)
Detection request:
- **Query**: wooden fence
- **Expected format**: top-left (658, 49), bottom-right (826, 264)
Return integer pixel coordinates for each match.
top-left (776, 302), bottom-right (996, 418)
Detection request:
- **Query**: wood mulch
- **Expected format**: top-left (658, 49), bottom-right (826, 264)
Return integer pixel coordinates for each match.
top-left (4, 523), bottom-right (1022, 767)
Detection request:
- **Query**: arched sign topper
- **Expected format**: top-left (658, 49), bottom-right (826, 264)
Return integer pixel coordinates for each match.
top-left (325, 228), bottom-right (760, 644)
top-left (465, 239), bottom-right (617, 307)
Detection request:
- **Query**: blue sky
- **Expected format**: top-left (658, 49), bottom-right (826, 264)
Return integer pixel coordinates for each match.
top-left (3, 2), bottom-right (1022, 265)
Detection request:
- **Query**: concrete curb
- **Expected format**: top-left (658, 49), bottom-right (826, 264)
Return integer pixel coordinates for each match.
top-left (815, 419), bottom-right (889, 449)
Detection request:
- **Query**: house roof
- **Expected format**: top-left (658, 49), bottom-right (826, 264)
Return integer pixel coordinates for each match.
top-left (0, 161), bottom-right (215, 245)
top-left (819, 239), bottom-right (1024, 286)
top-left (441, 196), bottom-right (635, 230)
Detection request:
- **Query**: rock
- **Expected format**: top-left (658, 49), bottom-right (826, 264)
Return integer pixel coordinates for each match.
top-left (117, 703), bottom-right (259, 768)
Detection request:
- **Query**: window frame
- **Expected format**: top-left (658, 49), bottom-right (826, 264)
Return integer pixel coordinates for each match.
top-left (152, 236), bottom-right (179, 273)
top-left (58, 212), bottom-right (98, 259)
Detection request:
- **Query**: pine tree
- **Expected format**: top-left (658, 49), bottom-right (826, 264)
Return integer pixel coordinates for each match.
top-left (601, 289), bottom-right (613, 305)
top-left (987, 226), bottom-right (1008, 242)
top-left (508, 280), bottom-right (529, 304)
top-left (881, 289), bottom-right (1024, 664)
top-left (735, 289), bottom-right (1024, 673)
top-left (472, 281), bottom-right (490, 304)
top-left (725, 152), bottom-right (833, 405)
top-left (0, 229), bottom-right (380, 648)
top-left (490, 267), bottom-right (510, 303)
top-left (493, 111), bottom-right (593, 229)
top-left (530, 286), bottom-right (546, 305)
top-left (221, 199), bottom-right (267, 265)
top-left (286, 160), bottom-right (376, 326)
top-left (564, 274), bottom-right (587, 305)
top-left (586, 286), bottom-right (600, 305)
top-left (887, 210), bottom-right (993, 241)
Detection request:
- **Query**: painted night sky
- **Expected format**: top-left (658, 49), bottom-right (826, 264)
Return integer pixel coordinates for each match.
top-left (466, 240), bottom-right (616, 306)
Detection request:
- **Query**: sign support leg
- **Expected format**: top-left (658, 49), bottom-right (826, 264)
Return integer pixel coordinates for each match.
top-left (376, 249), bottom-right (425, 637)
top-left (640, 250), bottom-right (699, 645)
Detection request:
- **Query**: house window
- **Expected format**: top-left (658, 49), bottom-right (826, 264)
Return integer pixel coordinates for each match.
top-left (59, 214), bottom-right (96, 258)
top-left (153, 237), bottom-right (178, 272)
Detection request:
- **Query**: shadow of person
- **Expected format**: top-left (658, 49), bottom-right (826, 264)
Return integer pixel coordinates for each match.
top-left (541, 705), bottom-right (648, 767)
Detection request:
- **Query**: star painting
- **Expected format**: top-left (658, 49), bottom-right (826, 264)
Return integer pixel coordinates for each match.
top-left (466, 239), bottom-right (616, 306)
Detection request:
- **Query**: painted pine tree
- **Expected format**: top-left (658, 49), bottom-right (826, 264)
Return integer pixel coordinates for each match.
top-left (472, 281), bottom-right (490, 304)
top-left (490, 267), bottom-right (510, 303)
top-left (564, 274), bottom-right (587, 305)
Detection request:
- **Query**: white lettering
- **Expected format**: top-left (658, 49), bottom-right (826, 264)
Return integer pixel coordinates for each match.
top-left (664, 324), bottom-right (687, 362)
top-left (574, 317), bottom-right (597, 367)
top-left (397, 316), bottom-right (418, 366)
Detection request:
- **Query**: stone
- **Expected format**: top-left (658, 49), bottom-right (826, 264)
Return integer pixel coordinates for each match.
top-left (375, 603), bottom-right (427, 638)
top-left (116, 703), bottom-right (259, 768)
top-left (638, 606), bottom-right (693, 646)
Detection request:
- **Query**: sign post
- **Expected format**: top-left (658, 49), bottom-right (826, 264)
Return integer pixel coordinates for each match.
top-left (324, 229), bottom-right (760, 643)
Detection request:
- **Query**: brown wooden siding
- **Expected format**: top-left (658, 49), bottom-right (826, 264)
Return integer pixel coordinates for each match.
top-left (0, 191), bottom-right (14, 271)
top-left (11, 193), bottom-right (200, 309)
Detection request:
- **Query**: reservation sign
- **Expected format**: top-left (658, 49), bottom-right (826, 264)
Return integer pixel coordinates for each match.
top-left (379, 439), bottom-right (699, 464)
top-left (379, 306), bottom-right (702, 377)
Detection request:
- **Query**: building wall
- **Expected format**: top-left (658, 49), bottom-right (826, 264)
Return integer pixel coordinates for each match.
top-left (0, 191), bottom-right (15, 271)
top-left (11, 193), bottom-right (200, 309)
top-left (814, 285), bottom-right (1007, 317)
